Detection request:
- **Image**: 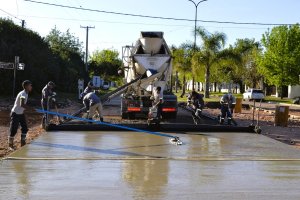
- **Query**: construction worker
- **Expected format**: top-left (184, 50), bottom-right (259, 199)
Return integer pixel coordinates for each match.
top-left (81, 81), bottom-right (94, 99)
top-left (220, 93), bottom-right (236, 125)
top-left (83, 92), bottom-right (104, 122)
top-left (41, 81), bottom-right (56, 126)
top-left (9, 80), bottom-right (32, 149)
top-left (152, 86), bottom-right (163, 121)
top-left (187, 90), bottom-right (204, 117)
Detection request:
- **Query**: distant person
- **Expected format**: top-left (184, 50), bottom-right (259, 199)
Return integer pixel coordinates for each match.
top-left (41, 81), bottom-right (56, 125)
top-left (83, 92), bottom-right (104, 122)
top-left (220, 93), bottom-right (236, 125)
top-left (152, 86), bottom-right (163, 121)
top-left (9, 80), bottom-right (32, 149)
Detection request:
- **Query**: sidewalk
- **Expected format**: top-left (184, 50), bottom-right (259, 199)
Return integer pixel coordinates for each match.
top-left (245, 101), bottom-right (300, 119)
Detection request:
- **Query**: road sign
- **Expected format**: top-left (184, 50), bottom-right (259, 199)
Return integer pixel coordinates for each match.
top-left (0, 62), bottom-right (14, 69)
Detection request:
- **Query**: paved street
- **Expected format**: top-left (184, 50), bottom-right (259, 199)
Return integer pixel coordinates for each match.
top-left (1, 131), bottom-right (300, 199)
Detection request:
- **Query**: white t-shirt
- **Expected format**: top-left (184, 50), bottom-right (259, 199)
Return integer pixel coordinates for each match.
top-left (153, 90), bottom-right (163, 105)
top-left (11, 90), bottom-right (28, 114)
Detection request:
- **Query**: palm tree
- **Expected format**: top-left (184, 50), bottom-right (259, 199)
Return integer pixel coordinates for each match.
top-left (172, 47), bottom-right (193, 97)
top-left (193, 27), bottom-right (229, 98)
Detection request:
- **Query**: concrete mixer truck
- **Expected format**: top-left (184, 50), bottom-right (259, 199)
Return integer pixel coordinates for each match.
top-left (120, 32), bottom-right (177, 119)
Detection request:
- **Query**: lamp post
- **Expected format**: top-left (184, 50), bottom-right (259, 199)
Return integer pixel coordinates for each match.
top-left (188, 0), bottom-right (207, 90)
top-left (188, 0), bottom-right (207, 50)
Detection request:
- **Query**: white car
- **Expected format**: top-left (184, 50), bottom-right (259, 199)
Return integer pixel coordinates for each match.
top-left (101, 81), bottom-right (110, 90)
top-left (243, 89), bottom-right (265, 101)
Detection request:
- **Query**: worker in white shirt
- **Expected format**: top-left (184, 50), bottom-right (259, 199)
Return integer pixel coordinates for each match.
top-left (9, 80), bottom-right (32, 149)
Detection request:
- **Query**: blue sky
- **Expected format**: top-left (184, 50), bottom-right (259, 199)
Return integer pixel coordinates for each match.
top-left (1, 0), bottom-right (299, 55)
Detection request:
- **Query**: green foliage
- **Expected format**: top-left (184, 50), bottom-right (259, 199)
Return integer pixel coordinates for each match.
top-left (260, 25), bottom-right (300, 88)
top-left (227, 39), bottom-right (262, 90)
top-left (45, 27), bottom-right (86, 91)
top-left (0, 18), bottom-right (85, 94)
top-left (192, 27), bottom-right (239, 98)
top-left (89, 49), bottom-right (122, 82)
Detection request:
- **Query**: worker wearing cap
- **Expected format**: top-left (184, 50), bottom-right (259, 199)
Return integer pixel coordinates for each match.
top-left (41, 81), bottom-right (56, 125)
top-left (81, 81), bottom-right (94, 99)
top-left (83, 92), bottom-right (104, 122)
top-left (220, 93), bottom-right (236, 125)
top-left (9, 80), bottom-right (32, 149)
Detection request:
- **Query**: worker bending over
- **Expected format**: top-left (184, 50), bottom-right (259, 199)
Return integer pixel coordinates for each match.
top-left (187, 90), bottom-right (205, 117)
top-left (81, 81), bottom-right (94, 100)
top-left (83, 92), bottom-right (104, 122)
top-left (9, 80), bottom-right (32, 149)
top-left (220, 93), bottom-right (236, 125)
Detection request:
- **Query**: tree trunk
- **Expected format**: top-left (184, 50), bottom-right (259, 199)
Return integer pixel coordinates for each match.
top-left (213, 82), bottom-right (217, 92)
top-left (180, 74), bottom-right (186, 98)
top-left (204, 65), bottom-right (210, 98)
top-left (175, 71), bottom-right (178, 93)
top-left (280, 85), bottom-right (283, 99)
top-left (192, 77), bottom-right (195, 91)
top-left (238, 80), bottom-right (244, 94)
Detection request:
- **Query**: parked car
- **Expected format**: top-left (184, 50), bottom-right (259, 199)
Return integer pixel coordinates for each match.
top-left (293, 97), bottom-right (300, 104)
top-left (101, 81), bottom-right (110, 90)
top-left (243, 89), bottom-right (265, 101)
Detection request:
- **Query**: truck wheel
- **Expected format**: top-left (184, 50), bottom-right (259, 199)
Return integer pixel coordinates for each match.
top-left (121, 113), bottom-right (128, 119)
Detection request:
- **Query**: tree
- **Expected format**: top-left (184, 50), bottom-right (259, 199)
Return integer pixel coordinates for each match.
top-left (260, 25), bottom-right (300, 98)
top-left (172, 46), bottom-right (193, 97)
top-left (45, 27), bottom-right (86, 91)
top-left (230, 39), bottom-right (262, 93)
top-left (192, 27), bottom-right (239, 98)
top-left (89, 49), bottom-right (122, 83)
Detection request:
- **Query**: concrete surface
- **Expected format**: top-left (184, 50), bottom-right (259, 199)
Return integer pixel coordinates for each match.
top-left (1, 131), bottom-right (300, 200)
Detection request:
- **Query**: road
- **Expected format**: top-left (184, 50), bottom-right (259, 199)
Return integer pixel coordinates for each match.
top-left (1, 130), bottom-right (300, 199)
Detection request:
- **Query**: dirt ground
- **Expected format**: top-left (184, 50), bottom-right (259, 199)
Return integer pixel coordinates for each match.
top-left (0, 101), bottom-right (81, 158)
top-left (202, 107), bottom-right (300, 147)
top-left (1, 99), bottom-right (300, 158)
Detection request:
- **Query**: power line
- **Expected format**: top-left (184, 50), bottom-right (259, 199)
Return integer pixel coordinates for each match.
top-left (0, 8), bottom-right (22, 21)
top-left (20, 14), bottom-right (269, 30)
top-left (24, 0), bottom-right (298, 26)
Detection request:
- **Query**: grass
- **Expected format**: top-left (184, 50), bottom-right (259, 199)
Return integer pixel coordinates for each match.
top-left (264, 96), bottom-right (294, 104)
top-left (174, 91), bottom-right (243, 103)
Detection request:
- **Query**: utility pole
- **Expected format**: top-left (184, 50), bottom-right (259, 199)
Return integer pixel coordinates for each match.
top-left (80, 25), bottom-right (95, 72)
top-left (188, 0), bottom-right (207, 91)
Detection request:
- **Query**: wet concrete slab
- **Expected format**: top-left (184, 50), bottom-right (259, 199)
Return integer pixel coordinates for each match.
top-left (1, 131), bottom-right (300, 199)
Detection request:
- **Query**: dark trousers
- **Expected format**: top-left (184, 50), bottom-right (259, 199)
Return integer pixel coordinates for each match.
top-left (9, 112), bottom-right (28, 139)
top-left (157, 104), bottom-right (163, 120)
top-left (221, 105), bottom-right (232, 119)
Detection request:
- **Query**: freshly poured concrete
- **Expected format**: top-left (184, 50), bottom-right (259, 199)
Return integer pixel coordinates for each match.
top-left (1, 131), bottom-right (300, 199)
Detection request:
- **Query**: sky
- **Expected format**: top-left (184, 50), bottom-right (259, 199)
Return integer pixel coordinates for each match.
top-left (1, 0), bottom-right (300, 56)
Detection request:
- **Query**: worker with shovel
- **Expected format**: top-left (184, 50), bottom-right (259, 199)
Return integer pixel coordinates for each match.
top-left (148, 86), bottom-right (163, 125)
top-left (187, 90), bottom-right (205, 124)
top-left (83, 92), bottom-right (104, 122)
top-left (9, 80), bottom-right (32, 149)
top-left (220, 93), bottom-right (236, 125)
top-left (41, 81), bottom-right (56, 127)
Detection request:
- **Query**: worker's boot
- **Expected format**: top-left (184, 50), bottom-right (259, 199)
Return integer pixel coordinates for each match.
top-left (227, 118), bottom-right (232, 126)
top-left (8, 137), bottom-right (14, 150)
top-left (21, 134), bottom-right (26, 147)
top-left (100, 117), bottom-right (104, 122)
top-left (220, 118), bottom-right (224, 125)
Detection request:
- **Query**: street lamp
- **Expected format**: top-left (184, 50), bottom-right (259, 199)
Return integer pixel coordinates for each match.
top-left (188, 0), bottom-right (208, 90)
top-left (188, 0), bottom-right (208, 50)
